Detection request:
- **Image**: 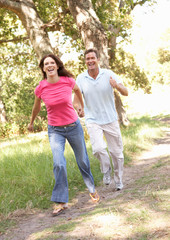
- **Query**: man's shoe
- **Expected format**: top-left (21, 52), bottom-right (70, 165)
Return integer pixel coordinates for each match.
top-left (116, 185), bottom-right (123, 191)
top-left (103, 168), bottom-right (111, 185)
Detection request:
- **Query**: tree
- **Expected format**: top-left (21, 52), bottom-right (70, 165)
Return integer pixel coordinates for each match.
top-left (0, 0), bottom-right (53, 60)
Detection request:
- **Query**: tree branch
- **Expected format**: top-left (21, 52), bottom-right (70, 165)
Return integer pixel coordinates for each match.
top-left (131, 0), bottom-right (149, 10)
top-left (0, 36), bottom-right (28, 44)
top-left (41, 17), bottom-right (63, 31)
top-left (0, 0), bottom-right (21, 11)
top-left (119, 0), bottom-right (149, 11)
top-left (0, 0), bottom-right (36, 11)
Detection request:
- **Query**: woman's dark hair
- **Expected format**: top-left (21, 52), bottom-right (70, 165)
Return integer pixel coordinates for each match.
top-left (84, 48), bottom-right (99, 59)
top-left (39, 54), bottom-right (74, 79)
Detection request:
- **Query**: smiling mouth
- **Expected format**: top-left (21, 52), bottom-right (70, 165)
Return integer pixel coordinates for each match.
top-left (88, 63), bottom-right (95, 66)
top-left (48, 68), bottom-right (54, 72)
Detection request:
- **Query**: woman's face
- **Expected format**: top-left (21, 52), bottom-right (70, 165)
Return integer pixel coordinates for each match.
top-left (43, 57), bottom-right (58, 77)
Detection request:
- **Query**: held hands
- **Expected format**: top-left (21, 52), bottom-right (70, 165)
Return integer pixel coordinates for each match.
top-left (75, 106), bottom-right (85, 118)
top-left (109, 76), bottom-right (118, 89)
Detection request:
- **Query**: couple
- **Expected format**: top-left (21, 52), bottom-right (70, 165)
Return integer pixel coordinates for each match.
top-left (28, 48), bottom-right (128, 216)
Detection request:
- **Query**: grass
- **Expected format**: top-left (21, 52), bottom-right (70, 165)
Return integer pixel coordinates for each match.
top-left (0, 114), bottom-right (169, 240)
top-left (121, 115), bottom-right (165, 165)
top-left (0, 115), bottom-right (167, 219)
top-left (0, 219), bottom-right (16, 235)
top-left (0, 132), bottom-right (102, 218)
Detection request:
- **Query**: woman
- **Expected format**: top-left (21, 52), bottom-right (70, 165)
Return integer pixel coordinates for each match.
top-left (28, 54), bottom-right (99, 216)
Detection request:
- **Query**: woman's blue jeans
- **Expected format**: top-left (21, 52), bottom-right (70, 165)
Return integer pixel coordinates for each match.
top-left (48, 119), bottom-right (95, 203)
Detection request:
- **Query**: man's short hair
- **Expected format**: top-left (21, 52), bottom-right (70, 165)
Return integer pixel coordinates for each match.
top-left (84, 48), bottom-right (99, 59)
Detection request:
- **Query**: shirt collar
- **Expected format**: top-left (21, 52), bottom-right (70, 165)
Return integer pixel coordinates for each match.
top-left (84, 67), bottom-right (104, 79)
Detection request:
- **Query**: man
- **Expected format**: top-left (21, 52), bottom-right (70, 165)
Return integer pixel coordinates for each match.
top-left (73, 48), bottom-right (128, 191)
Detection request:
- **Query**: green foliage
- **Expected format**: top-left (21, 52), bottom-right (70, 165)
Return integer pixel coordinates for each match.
top-left (0, 121), bottom-right (26, 138)
top-left (0, 8), bottom-right (47, 136)
top-left (0, 47), bottom-right (47, 138)
top-left (158, 48), bottom-right (170, 64)
top-left (64, 54), bottom-right (86, 78)
top-left (0, 84), bottom-right (47, 137)
top-left (144, 28), bottom-right (170, 85)
top-left (0, 117), bottom-right (48, 138)
top-left (152, 63), bottom-right (170, 85)
top-left (0, 9), bottom-right (24, 41)
top-left (92, 0), bottom-right (132, 40)
top-left (111, 48), bottom-right (151, 92)
top-left (0, 9), bottom-right (37, 70)
top-left (34, 0), bottom-right (79, 40)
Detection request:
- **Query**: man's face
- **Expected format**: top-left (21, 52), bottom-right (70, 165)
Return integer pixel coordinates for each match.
top-left (85, 52), bottom-right (99, 71)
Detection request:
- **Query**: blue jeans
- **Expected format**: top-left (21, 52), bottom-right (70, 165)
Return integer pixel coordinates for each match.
top-left (48, 119), bottom-right (95, 203)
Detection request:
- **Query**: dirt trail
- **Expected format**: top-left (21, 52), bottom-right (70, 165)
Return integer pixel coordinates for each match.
top-left (0, 118), bottom-right (170, 240)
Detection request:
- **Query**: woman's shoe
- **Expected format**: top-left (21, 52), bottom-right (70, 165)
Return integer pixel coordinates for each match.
top-left (89, 191), bottom-right (100, 203)
top-left (52, 203), bottom-right (68, 217)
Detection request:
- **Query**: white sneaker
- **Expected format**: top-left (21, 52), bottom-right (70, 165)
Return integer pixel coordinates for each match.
top-left (116, 184), bottom-right (123, 191)
top-left (103, 168), bottom-right (111, 185)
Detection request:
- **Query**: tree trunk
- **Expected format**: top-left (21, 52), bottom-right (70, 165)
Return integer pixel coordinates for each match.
top-left (67, 0), bottom-right (109, 68)
top-left (0, 0), bottom-right (53, 61)
top-left (108, 25), bottom-right (121, 64)
top-left (114, 91), bottom-right (129, 126)
top-left (0, 98), bottom-right (6, 123)
top-left (67, 0), bottom-right (129, 125)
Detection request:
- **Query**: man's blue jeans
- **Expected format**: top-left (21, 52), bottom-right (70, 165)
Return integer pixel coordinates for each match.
top-left (48, 119), bottom-right (95, 203)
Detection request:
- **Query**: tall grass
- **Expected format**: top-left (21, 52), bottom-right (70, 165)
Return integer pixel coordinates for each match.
top-left (0, 132), bottom-right (102, 217)
top-left (0, 115), bottom-right (167, 218)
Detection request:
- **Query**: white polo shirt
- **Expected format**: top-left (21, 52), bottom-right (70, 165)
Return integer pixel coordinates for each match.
top-left (76, 68), bottom-right (122, 125)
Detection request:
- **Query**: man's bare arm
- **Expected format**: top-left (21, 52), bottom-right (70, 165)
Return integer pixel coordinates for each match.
top-left (110, 77), bottom-right (128, 96)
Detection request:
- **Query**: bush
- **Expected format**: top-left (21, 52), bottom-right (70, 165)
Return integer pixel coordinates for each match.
top-left (0, 116), bottom-right (47, 138)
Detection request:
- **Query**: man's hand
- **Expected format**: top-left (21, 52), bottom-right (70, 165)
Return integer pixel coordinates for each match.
top-left (110, 76), bottom-right (128, 96)
top-left (109, 76), bottom-right (117, 89)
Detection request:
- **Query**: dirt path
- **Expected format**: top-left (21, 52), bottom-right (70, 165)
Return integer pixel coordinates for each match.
top-left (1, 118), bottom-right (170, 240)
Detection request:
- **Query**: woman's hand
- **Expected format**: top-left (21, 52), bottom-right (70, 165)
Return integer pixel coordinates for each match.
top-left (27, 123), bottom-right (34, 132)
